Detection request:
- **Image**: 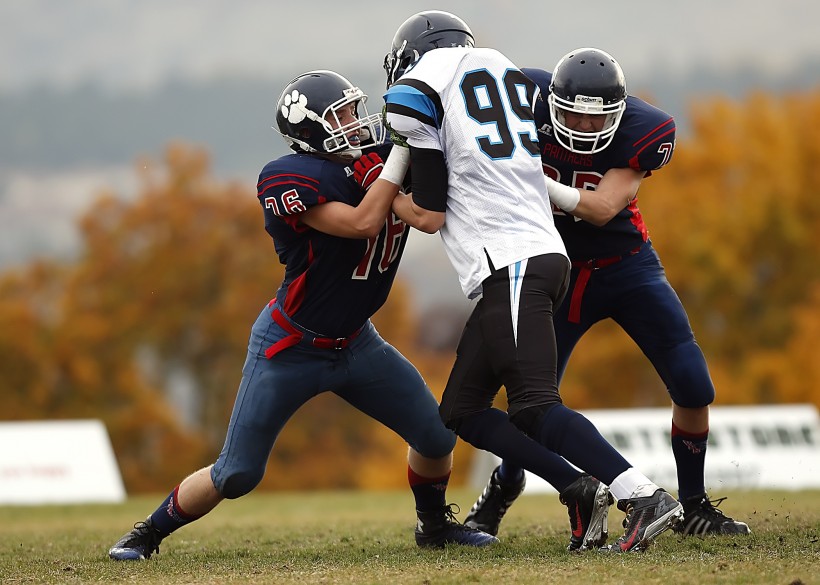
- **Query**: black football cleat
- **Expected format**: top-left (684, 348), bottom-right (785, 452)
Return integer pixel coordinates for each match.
top-left (559, 473), bottom-right (614, 552)
top-left (415, 504), bottom-right (499, 548)
top-left (464, 465), bottom-right (526, 536)
top-left (672, 494), bottom-right (751, 536)
top-left (610, 489), bottom-right (683, 552)
top-left (108, 518), bottom-right (164, 561)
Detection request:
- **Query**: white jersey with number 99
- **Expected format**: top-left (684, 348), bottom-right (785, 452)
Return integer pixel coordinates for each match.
top-left (385, 47), bottom-right (567, 298)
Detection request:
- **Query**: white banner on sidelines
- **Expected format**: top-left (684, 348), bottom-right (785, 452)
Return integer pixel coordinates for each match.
top-left (0, 419), bottom-right (126, 505)
top-left (468, 404), bottom-right (820, 494)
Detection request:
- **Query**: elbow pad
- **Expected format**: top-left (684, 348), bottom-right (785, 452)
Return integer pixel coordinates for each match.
top-left (409, 146), bottom-right (448, 212)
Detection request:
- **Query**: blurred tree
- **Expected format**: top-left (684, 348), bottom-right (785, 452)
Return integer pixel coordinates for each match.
top-left (2, 89), bottom-right (819, 492)
top-left (0, 143), bottom-right (441, 491)
top-left (0, 261), bottom-right (65, 419)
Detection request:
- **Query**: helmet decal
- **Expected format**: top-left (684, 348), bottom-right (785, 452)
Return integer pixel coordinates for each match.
top-left (274, 70), bottom-right (384, 158)
top-left (281, 90), bottom-right (309, 124)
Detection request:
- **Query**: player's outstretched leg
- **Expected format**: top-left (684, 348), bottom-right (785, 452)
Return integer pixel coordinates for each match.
top-left (609, 489), bottom-right (684, 552)
top-left (672, 494), bottom-right (751, 536)
top-left (559, 473), bottom-right (614, 552)
top-left (108, 518), bottom-right (165, 561)
top-left (415, 504), bottom-right (500, 548)
top-left (464, 465), bottom-right (526, 536)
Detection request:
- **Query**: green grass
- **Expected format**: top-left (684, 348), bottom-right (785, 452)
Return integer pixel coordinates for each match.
top-left (1, 489), bottom-right (818, 584)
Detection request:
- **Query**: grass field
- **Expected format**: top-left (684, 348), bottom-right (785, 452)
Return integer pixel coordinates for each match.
top-left (1, 489), bottom-right (818, 584)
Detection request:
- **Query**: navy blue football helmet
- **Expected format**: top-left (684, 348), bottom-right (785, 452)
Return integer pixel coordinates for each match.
top-left (548, 48), bottom-right (627, 154)
top-left (383, 11), bottom-right (475, 88)
top-left (275, 70), bottom-right (383, 158)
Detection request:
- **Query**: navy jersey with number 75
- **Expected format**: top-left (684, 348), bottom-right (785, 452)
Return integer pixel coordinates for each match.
top-left (256, 144), bottom-right (407, 338)
top-left (522, 67), bottom-right (676, 261)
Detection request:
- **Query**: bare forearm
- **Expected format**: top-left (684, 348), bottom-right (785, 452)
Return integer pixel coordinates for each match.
top-left (355, 180), bottom-right (401, 233)
top-left (392, 192), bottom-right (444, 233)
top-left (549, 167), bottom-right (645, 226)
top-left (392, 192), bottom-right (421, 228)
top-left (300, 147), bottom-right (410, 239)
top-left (571, 189), bottom-right (628, 226)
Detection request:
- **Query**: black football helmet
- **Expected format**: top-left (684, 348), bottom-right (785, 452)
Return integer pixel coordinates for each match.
top-left (275, 70), bottom-right (383, 159)
top-left (383, 10), bottom-right (475, 88)
top-left (548, 48), bottom-right (627, 154)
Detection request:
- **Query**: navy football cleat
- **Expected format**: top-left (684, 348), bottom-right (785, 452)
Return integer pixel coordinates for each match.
top-left (108, 518), bottom-right (164, 561)
top-left (559, 473), bottom-right (614, 552)
top-left (672, 494), bottom-right (751, 536)
top-left (415, 504), bottom-right (499, 548)
top-left (610, 489), bottom-right (683, 552)
top-left (464, 465), bottom-right (526, 536)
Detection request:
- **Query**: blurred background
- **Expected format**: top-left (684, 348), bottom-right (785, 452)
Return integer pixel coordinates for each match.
top-left (1, 0), bottom-right (819, 494)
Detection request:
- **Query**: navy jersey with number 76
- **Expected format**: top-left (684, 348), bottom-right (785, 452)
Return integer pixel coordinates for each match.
top-left (256, 144), bottom-right (407, 338)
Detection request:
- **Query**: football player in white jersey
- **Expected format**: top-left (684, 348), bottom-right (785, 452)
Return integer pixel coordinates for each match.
top-left (383, 10), bottom-right (684, 553)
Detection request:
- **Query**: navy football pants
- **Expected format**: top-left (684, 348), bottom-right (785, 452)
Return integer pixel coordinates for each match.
top-left (557, 242), bottom-right (715, 408)
top-left (211, 303), bottom-right (456, 499)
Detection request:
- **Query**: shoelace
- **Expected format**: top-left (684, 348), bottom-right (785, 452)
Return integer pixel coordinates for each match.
top-left (620, 502), bottom-right (635, 529)
top-left (443, 503), bottom-right (463, 524)
top-left (444, 503), bottom-right (484, 532)
top-left (693, 496), bottom-right (731, 520)
top-left (132, 521), bottom-right (162, 554)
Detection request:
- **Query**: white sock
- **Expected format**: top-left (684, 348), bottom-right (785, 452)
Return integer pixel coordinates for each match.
top-left (609, 468), bottom-right (660, 501)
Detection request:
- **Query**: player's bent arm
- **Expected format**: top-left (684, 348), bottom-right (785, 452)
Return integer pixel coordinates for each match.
top-left (392, 192), bottom-right (445, 234)
top-left (299, 147), bottom-right (411, 239)
top-left (392, 145), bottom-right (448, 234)
top-left (299, 181), bottom-right (398, 239)
top-left (571, 167), bottom-right (646, 226)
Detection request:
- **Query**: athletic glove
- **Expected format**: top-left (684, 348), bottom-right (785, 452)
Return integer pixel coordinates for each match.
top-left (353, 152), bottom-right (385, 191)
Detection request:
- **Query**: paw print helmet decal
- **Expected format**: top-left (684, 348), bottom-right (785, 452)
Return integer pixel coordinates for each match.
top-left (275, 70), bottom-right (384, 158)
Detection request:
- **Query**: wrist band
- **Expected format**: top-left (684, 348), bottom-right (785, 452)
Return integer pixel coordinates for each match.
top-left (545, 177), bottom-right (580, 212)
top-left (379, 146), bottom-right (411, 186)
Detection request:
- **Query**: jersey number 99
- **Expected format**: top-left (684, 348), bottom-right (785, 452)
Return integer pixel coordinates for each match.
top-left (461, 69), bottom-right (540, 160)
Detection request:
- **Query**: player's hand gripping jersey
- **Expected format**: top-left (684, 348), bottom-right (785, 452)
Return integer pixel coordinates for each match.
top-left (257, 144), bottom-right (407, 339)
top-left (384, 48), bottom-right (566, 299)
top-left (522, 68), bottom-right (676, 261)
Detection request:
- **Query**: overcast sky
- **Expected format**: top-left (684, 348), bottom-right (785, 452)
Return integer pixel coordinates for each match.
top-left (2, 0), bottom-right (818, 93)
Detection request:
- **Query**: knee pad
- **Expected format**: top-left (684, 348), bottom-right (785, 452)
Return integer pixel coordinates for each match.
top-left (449, 409), bottom-right (507, 451)
top-left (665, 342), bottom-right (716, 408)
top-left (509, 404), bottom-right (551, 438)
top-left (411, 422), bottom-right (457, 460)
top-left (211, 467), bottom-right (264, 500)
top-left (513, 403), bottom-right (586, 452)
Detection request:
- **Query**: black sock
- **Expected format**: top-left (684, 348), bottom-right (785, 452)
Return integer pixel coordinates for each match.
top-left (408, 466), bottom-right (449, 512)
top-left (498, 461), bottom-right (525, 484)
top-left (671, 422), bottom-right (708, 500)
top-left (535, 403), bottom-right (631, 485)
top-left (456, 408), bottom-right (580, 492)
top-left (148, 486), bottom-right (201, 536)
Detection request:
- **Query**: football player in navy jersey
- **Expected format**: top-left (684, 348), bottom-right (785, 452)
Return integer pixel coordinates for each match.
top-left (465, 48), bottom-right (750, 538)
top-left (383, 12), bottom-right (685, 553)
top-left (107, 69), bottom-right (497, 561)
